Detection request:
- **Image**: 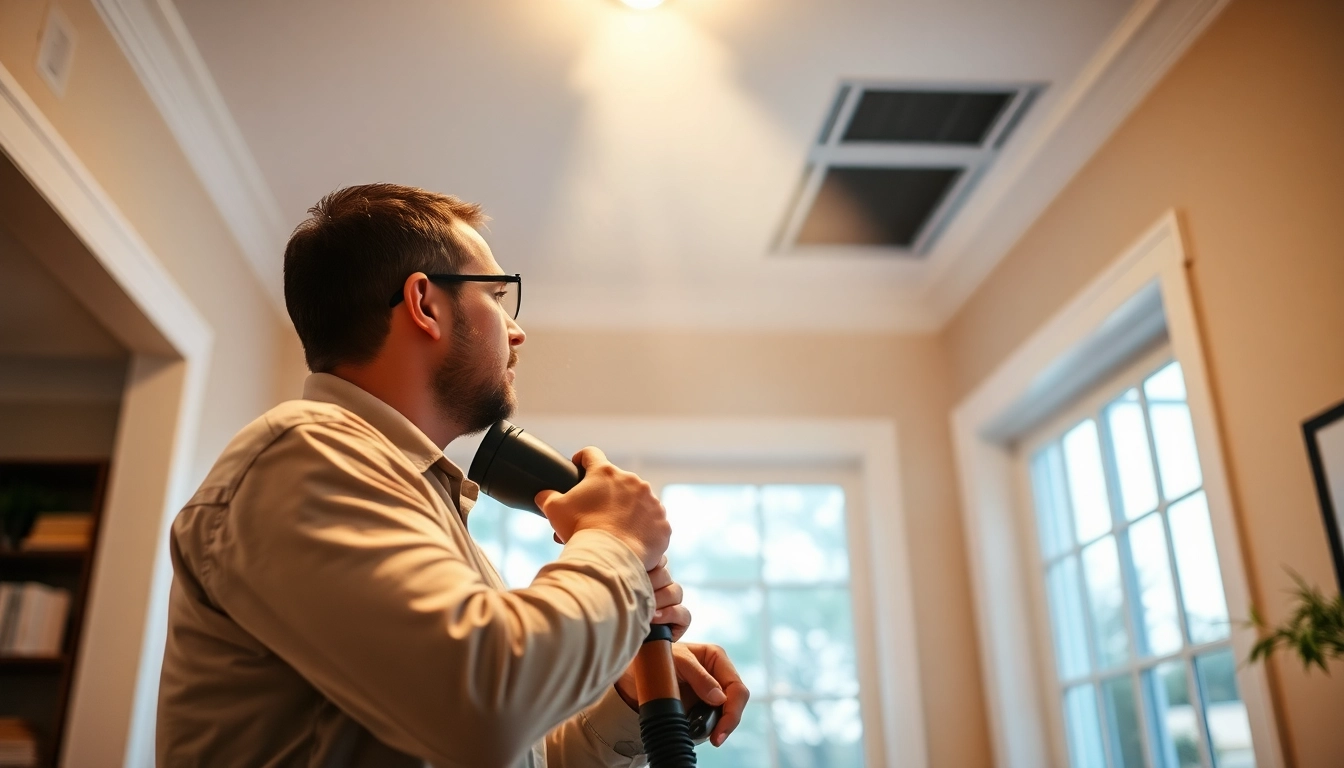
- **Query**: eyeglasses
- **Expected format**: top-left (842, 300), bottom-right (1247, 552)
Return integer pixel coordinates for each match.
top-left (388, 273), bottom-right (522, 320)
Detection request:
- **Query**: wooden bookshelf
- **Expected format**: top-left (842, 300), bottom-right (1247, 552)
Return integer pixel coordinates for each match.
top-left (0, 460), bottom-right (108, 768)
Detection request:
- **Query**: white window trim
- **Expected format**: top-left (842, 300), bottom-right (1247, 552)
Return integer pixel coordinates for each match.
top-left (448, 416), bottom-right (928, 768)
top-left (950, 211), bottom-right (1283, 767)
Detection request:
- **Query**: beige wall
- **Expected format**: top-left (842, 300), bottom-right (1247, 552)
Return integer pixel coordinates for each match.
top-left (507, 329), bottom-right (990, 768)
top-left (0, 0), bottom-right (289, 761)
top-left (942, 0), bottom-right (1344, 764)
top-left (0, 0), bottom-right (285, 483)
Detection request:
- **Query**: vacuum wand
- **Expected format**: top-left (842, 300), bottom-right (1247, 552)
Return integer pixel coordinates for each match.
top-left (469, 420), bottom-right (699, 767)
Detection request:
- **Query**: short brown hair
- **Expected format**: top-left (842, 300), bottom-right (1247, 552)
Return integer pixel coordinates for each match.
top-left (283, 183), bottom-right (487, 372)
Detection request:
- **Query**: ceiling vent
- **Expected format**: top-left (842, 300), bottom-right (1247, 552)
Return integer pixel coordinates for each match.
top-left (777, 81), bottom-right (1042, 255)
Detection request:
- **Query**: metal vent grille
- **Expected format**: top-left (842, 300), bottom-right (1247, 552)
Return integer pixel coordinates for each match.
top-left (797, 167), bottom-right (962, 247)
top-left (777, 81), bottom-right (1043, 256)
top-left (842, 90), bottom-right (1014, 145)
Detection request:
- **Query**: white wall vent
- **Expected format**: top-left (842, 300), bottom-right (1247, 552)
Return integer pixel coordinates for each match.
top-left (36, 6), bottom-right (78, 98)
top-left (776, 81), bottom-right (1043, 256)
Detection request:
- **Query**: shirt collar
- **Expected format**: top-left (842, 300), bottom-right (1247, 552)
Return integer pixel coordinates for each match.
top-left (301, 374), bottom-right (478, 509)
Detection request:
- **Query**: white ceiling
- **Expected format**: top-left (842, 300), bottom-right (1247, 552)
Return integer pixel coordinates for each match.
top-left (162, 0), bottom-right (1201, 331)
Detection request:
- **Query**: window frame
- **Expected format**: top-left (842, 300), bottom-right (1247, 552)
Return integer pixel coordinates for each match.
top-left (949, 212), bottom-right (1284, 768)
top-left (446, 417), bottom-right (928, 767)
top-left (1015, 343), bottom-right (1234, 768)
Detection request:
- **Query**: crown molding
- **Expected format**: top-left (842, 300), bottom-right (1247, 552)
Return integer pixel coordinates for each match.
top-left (91, 0), bottom-right (289, 316)
top-left (917, 0), bottom-right (1231, 327)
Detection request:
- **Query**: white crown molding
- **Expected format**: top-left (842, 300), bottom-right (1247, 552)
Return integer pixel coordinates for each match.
top-left (917, 0), bottom-right (1231, 326)
top-left (90, 0), bottom-right (289, 316)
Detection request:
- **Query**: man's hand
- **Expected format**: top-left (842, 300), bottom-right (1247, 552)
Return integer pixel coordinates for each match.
top-left (614, 643), bottom-right (750, 749)
top-left (647, 555), bottom-right (690, 640)
top-left (535, 447), bottom-right (671, 571)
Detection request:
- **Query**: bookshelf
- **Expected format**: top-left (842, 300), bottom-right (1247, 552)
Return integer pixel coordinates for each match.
top-left (0, 460), bottom-right (108, 768)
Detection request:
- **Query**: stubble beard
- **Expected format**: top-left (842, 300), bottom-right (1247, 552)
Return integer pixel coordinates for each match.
top-left (432, 309), bottom-right (517, 436)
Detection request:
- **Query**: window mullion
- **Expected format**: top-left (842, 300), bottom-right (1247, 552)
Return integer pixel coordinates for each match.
top-left (1046, 435), bottom-right (1114, 768)
top-left (754, 486), bottom-right (783, 768)
top-left (1097, 404), bottom-right (1161, 768)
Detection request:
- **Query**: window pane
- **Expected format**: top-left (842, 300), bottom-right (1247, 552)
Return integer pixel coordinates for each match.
top-left (696, 688), bottom-right (773, 768)
top-left (768, 588), bottom-right (859, 697)
top-left (662, 484), bottom-right (761, 583)
top-left (762, 485), bottom-right (850, 584)
top-left (1145, 660), bottom-right (1202, 768)
top-left (1031, 444), bottom-right (1074, 559)
top-left (466, 495), bottom-right (505, 569)
top-left (1149, 400), bottom-right (1203, 502)
top-left (1128, 513), bottom-right (1183, 656)
top-left (1168, 492), bottom-right (1230, 643)
top-left (504, 507), bottom-right (563, 586)
top-left (1046, 556), bottom-right (1091, 680)
top-left (681, 587), bottom-right (768, 692)
top-left (1145, 362), bottom-right (1188, 401)
top-left (1106, 391), bottom-right (1159, 519)
top-left (1064, 420), bottom-right (1114, 544)
top-left (1101, 674), bottom-right (1145, 768)
top-left (773, 699), bottom-right (864, 768)
top-left (1196, 649), bottom-right (1255, 768)
top-left (1063, 684), bottom-right (1106, 768)
top-left (1081, 536), bottom-right (1130, 668)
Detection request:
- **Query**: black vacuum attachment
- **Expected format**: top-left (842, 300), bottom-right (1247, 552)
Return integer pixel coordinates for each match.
top-left (467, 420), bottom-right (583, 517)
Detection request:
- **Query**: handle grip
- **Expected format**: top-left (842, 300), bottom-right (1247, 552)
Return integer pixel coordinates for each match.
top-left (633, 627), bottom-right (697, 768)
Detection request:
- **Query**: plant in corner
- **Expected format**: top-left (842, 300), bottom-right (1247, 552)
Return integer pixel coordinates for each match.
top-left (1247, 569), bottom-right (1344, 673)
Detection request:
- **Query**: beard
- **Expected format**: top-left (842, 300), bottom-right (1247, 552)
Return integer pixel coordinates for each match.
top-left (431, 309), bottom-right (517, 435)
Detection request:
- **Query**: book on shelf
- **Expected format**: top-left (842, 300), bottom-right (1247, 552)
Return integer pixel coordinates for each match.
top-left (19, 512), bottom-right (93, 551)
top-left (0, 718), bottom-right (37, 767)
top-left (0, 582), bottom-right (70, 657)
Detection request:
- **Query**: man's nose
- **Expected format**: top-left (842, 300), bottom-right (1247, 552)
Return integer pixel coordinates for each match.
top-left (507, 316), bottom-right (526, 346)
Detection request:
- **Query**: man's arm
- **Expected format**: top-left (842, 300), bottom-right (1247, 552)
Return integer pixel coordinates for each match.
top-left (545, 687), bottom-right (646, 768)
top-left (199, 420), bottom-right (655, 768)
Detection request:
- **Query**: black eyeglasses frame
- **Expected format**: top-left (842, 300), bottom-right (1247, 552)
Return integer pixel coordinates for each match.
top-left (388, 273), bottom-right (522, 319)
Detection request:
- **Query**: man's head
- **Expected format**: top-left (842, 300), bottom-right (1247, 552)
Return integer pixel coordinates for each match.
top-left (284, 183), bottom-right (524, 439)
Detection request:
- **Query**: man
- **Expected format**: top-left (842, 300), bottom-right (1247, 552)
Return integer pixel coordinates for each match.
top-left (157, 184), bottom-right (748, 767)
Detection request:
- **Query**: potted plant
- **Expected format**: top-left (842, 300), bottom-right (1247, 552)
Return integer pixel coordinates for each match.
top-left (1248, 570), bottom-right (1344, 673)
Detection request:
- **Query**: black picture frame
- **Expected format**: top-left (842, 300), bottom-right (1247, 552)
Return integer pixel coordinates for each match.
top-left (1303, 398), bottom-right (1344, 593)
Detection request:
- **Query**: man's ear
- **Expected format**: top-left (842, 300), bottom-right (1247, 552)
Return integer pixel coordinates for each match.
top-left (399, 273), bottom-right (445, 342)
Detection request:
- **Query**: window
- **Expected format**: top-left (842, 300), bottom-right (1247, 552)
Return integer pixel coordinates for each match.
top-left (468, 470), bottom-right (869, 768)
top-left (1023, 356), bottom-right (1254, 768)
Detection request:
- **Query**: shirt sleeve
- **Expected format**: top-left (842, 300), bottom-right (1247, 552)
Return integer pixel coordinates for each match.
top-left (544, 686), bottom-right (648, 768)
top-left (196, 420), bottom-right (655, 768)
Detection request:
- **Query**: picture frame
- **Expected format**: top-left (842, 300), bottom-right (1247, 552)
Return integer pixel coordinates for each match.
top-left (1303, 398), bottom-right (1344, 593)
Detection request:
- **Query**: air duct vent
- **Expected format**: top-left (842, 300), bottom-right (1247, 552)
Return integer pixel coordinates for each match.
top-left (777, 81), bottom-right (1043, 255)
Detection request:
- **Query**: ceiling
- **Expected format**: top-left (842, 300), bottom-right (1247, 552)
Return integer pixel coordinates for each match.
top-left (161, 0), bottom-right (1200, 331)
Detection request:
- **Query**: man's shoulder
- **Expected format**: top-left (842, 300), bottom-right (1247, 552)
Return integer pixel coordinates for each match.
top-left (184, 399), bottom-right (394, 508)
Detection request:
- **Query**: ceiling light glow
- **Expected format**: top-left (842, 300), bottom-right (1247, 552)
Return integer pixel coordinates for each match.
top-left (620, 0), bottom-right (666, 9)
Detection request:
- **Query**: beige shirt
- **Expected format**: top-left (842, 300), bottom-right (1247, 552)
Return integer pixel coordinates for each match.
top-left (157, 374), bottom-right (654, 768)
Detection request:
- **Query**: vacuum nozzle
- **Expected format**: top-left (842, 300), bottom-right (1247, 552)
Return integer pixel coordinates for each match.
top-left (467, 420), bottom-right (583, 516)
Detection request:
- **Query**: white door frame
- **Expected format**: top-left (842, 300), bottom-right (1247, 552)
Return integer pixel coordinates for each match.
top-left (0, 62), bottom-right (212, 766)
top-left (448, 415), bottom-right (929, 767)
top-left (950, 211), bottom-right (1283, 767)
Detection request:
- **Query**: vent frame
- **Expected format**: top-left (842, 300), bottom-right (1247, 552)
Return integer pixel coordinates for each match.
top-left (776, 79), bottom-right (1045, 257)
